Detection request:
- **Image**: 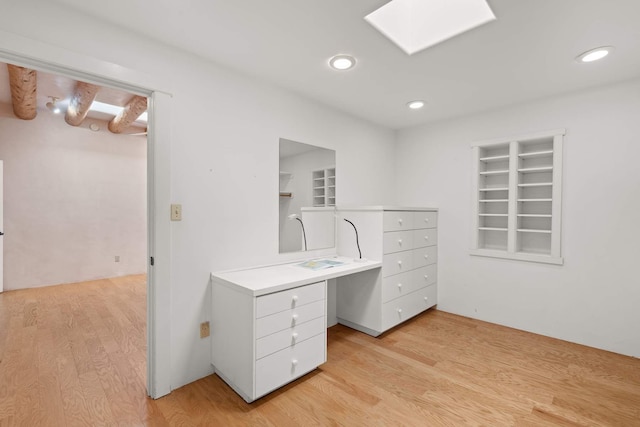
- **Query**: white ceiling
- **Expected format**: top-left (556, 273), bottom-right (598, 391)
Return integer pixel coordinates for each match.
top-left (52, 0), bottom-right (640, 129)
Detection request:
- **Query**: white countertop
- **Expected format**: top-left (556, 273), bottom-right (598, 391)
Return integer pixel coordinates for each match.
top-left (211, 256), bottom-right (382, 296)
top-left (336, 206), bottom-right (438, 211)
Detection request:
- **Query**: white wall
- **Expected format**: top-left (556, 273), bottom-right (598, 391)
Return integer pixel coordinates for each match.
top-left (0, 105), bottom-right (146, 290)
top-left (0, 1), bottom-right (397, 389)
top-left (396, 79), bottom-right (640, 358)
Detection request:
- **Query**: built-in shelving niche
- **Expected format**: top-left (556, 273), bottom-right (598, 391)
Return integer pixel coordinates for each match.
top-left (312, 167), bottom-right (335, 207)
top-left (471, 129), bottom-right (564, 265)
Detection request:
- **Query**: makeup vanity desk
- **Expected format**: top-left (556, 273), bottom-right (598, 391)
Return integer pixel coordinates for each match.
top-left (210, 257), bottom-right (381, 403)
top-left (211, 207), bottom-right (438, 402)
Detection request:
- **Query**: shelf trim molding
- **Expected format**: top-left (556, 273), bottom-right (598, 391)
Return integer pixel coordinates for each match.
top-left (470, 249), bottom-right (564, 265)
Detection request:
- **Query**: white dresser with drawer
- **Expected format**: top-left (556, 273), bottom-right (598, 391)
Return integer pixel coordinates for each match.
top-left (211, 257), bottom-right (381, 402)
top-left (336, 207), bottom-right (438, 336)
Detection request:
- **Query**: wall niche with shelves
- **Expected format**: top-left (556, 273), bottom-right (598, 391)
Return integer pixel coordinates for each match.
top-left (471, 129), bottom-right (564, 265)
top-left (312, 167), bottom-right (335, 207)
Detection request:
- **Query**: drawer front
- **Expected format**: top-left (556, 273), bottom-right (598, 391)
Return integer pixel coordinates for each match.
top-left (256, 281), bottom-right (325, 319)
top-left (255, 332), bottom-right (326, 398)
top-left (382, 270), bottom-right (419, 303)
top-left (383, 230), bottom-right (413, 254)
top-left (413, 246), bottom-right (437, 269)
top-left (383, 211), bottom-right (414, 232)
top-left (256, 299), bottom-right (325, 339)
top-left (413, 211), bottom-right (437, 229)
top-left (412, 228), bottom-right (437, 248)
top-left (381, 285), bottom-right (437, 331)
top-left (382, 251), bottom-right (414, 278)
top-left (413, 264), bottom-right (437, 288)
top-left (256, 316), bottom-right (326, 360)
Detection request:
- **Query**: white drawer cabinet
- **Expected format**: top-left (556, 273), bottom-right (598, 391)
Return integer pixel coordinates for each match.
top-left (337, 207), bottom-right (438, 336)
top-left (382, 285), bottom-right (437, 331)
top-left (211, 280), bottom-right (327, 402)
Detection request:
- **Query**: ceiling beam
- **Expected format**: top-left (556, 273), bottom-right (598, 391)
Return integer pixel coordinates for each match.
top-left (108, 95), bottom-right (147, 134)
top-left (65, 81), bottom-right (100, 126)
top-left (7, 64), bottom-right (37, 120)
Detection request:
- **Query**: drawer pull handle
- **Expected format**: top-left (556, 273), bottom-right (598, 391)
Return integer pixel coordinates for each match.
top-left (292, 314), bottom-right (299, 323)
top-left (397, 283), bottom-right (402, 288)
top-left (398, 239), bottom-right (402, 245)
top-left (292, 359), bottom-right (298, 366)
top-left (424, 236), bottom-right (429, 240)
top-left (398, 218), bottom-right (403, 224)
top-left (397, 308), bottom-right (403, 314)
top-left (397, 260), bottom-right (402, 266)
top-left (292, 295), bottom-right (299, 302)
top-left (292, 332), bottom-right (299, 341)
top-left (424, 218), bottom-right (429, 222)
top-left (424, 255), bottom-right (429, 259)
top-left (424, 275), bottom-right (429, 280)
top-left (424, 296), bottom-right (429, 301)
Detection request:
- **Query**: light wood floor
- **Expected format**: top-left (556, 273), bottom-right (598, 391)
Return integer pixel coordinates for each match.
top-left (1, 276), bottom-right (639, 426)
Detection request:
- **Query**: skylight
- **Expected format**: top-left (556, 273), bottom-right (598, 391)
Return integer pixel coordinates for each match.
top-left (365, 0), bottom-right (496, 55)
top-left (89, 100), bottom-right (148, 123)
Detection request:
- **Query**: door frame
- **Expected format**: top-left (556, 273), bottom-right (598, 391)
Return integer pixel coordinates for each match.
top-left (0, 30), bottom-right (173, 398)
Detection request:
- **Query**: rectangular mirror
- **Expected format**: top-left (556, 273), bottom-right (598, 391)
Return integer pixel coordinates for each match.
top-left (279, 138), bottom-right (336, 253)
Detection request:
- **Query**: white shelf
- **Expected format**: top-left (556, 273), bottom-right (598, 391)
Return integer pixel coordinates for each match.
top-left (479, 170), bottom-right (509, 175)
top-left (518, 166), bottom-right (553, 173)
top-left (517, 229), bottom-right (552, 234)
top-left (519, 150), bottom-right (553, 158)
top-left (312, 167), bottom-right (336, 207)
top-left (479, 154), bottom-right (510, 162)
top-left (471, 129), bottom-right (564, 264)
top-left (479, 187), bottom-right (509, 192)
top-left (518, 182), bottom-right (552, 187)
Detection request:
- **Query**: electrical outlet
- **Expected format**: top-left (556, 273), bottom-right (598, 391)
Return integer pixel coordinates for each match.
top-left (115, 255), bottom-right (120, 262)
top-left (171, 204), bottom-right (182, 221)
top-left (200, 321), bottom-right (210, 338)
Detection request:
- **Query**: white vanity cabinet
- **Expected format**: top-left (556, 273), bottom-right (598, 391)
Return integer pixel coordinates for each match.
top-left (336, 207), bottom-right (438, 336)
top-left (210, 256), bottom-right (381, 403)
top-left (211, 279), bottom-right (327, 403)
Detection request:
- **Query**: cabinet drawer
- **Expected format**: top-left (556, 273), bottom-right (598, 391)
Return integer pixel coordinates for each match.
top-left (256, 316), bottom-right (326, 360)
top-left (255, 332), bottom-right (326, 399)
top-left (412, 228), bottom-right (437, 248)
top-left (413, 246), bottom-right (437, 268)
top-left (382, 270), bottom-right (420, 303)
top-left (381, 285), bottom-right (437, 331)
top-left (383, 230), bottom-right (413, 254)
top-left (413, 211), bottom-right (437, 229)
top-left (383, 211), bottom-right (413, 232)
top-left (382, 251), bottom-right (414, 277)
top-left (413, 264), bottom-right (437, 288)
top-left (256, 281), bottom-right (325, 319)
top-left (256, 299), bottom-right (325, 339)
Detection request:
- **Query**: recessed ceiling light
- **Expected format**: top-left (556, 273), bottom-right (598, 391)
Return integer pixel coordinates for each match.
top-left (407, 100), bottom-right (425, 110)
top-left (576, 46), bottom-right (614, 63)
top-left (329, 55), bottom-right (356, 71)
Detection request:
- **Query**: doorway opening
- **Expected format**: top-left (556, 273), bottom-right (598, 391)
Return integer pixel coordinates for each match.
top-left (0, 41), bottom-right (171, 399)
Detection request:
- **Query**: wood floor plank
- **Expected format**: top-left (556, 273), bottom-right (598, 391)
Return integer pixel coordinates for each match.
top-left (2, 275), bottom-right (640, 426)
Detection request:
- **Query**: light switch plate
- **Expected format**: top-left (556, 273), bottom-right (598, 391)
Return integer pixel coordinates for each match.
top-left (171, 204), bottom-right (182, 221)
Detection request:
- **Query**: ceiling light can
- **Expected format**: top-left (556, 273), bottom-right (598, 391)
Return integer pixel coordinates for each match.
top-left (576, 46), bottom-right (614, 63)
top-left (407, 100), bottom-right (425, 110)
top-left (329, 54), bottom-right (356, 71)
